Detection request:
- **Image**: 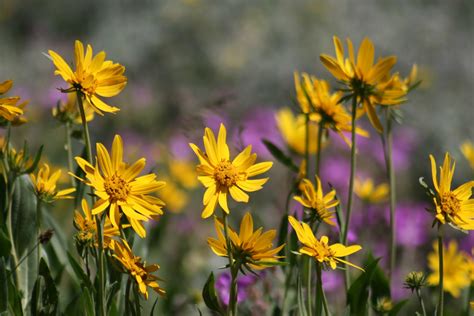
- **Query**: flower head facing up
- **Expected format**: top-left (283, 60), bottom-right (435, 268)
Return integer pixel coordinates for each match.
top-left (427, 240), bottom-right (470, 297)
top-left (48, 40), bottom-right (127, 115)
top-left (461, 141), bottom-right (474, 171)
top-left (294, 177), bottom-right (339, 226)
top-left (30, 163), bottom-right (75, 203)
top-left (208, 212), bottom-right (284, 271)
top-left (320, 36), bottom-right (404, 133)
top-left (275, 108), bottom-right (321, 155)
top-left (429, 153), bottom-right (474, 230)
top-left (74, 135), bottom-right (166, 237)
top-left (0, 80), bottom-right (25, 123)
top-left (111, 239), bottom-right (165, 299)
top-left (288, 216), bottom-right (363, 271)
top-left (354, 178), bottom-right (389, 204)
top-left (190, 124), bottom-right (272, 218)
top-left (74, 199), bottom-right (120, 250)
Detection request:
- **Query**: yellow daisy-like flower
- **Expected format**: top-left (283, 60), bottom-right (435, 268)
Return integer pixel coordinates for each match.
top-left (320, 36), bottom-right (402, 133)
top-left (189, 124), bottom-right (273, 218)
top-left (74, 199), bottom-right (120, 249)
top-left (48, 40), bottom-right (127, 115)
top-left (0, 80), bottom-right (24, 122)
top-left (294, 176), bottom-right (338, 226)
top-left (288, 216), bottom-right (363, 271)
top-left (275, 108), bottom-right (320, 155)
top-left (429, 153), bottom-right (474, 230)
top-left (158, 177), bottom-right (188, 213)
top-left (30, 163), bottom-right (76, 203)
top-left (354, 178), bottom-right (389, 204)
top-left (294, 71), bottom-right (312, 114)
top-left (111, 239), bottom-right (165, 299)
top-left (52, 92), bottom-right (95, 124)
top-left (208, 212), bottom-right (285, 270)
top-left (427, 240), bottom-right (470, 297)
top-left (74, 135), bottom-right (166, 238)
top-left (168, 159), bottom-right (198, 189)
top-left (461, 141), bottom-right (474, 171)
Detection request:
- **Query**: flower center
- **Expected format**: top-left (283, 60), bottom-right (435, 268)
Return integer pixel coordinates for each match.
top-left (104, 174), bottom-right (130, 202)
top-left (214, 161), bottom-right (239, 187)
top-left (440, 192), bottom-right (460, 215)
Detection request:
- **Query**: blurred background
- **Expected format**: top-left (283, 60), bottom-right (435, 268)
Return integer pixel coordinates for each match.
top-left (1, 0), bottom-right (473, 314)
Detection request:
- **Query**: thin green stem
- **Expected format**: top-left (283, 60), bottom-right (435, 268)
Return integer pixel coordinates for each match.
top-left (342, 95), bottom-right (358, 291)
top-left (36, 199), bottom-right (42, 272)
top-left (6, 179), bottom-right (20, 287)
top-left (282, 188), bottom-right (295, 315)
top-left (77, 91), bottom-right (106, 316)
top-left (306, 256), bottom-right (313, 316)
top-left (9, 240), bottom-right (40, 277)
top-left (65, 122), bottom-right (75, 187)
top-left (415, 289), bottom-right (427, 316)
top-left (438, 225), bottom-right (444, 316)
top-left (316, 263), bottom-right (330, 316)
top-left (222, 211), bottom-right (237, 316)
top-left (315, 120), bottom-right (324, 177)
top-left (125, 277), bottom-right (132, 316)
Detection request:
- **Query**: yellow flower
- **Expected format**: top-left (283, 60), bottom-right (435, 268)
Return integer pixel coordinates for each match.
top-left (74, 135), bottom-right (166, 238)
top-left (288, 216), bottom-right (363, 270)
top-left (52, 92), bottom-right (95, 124)
top-left (429, 153), bottom-right (474, 230)
top-left (169, 159), bottom-right (198, 189)
top-left (48, 40), bottom-right (127, 115)
top-left (30, 163), bottom-right (76, 203)
top-left (275, 108), bottom-right (320, 155)
top-left (461, 141), bottom-right (474, 171)
top-left (0, 80), bottom-right (24, 122)
top-left (189, 124), bottom-right (272, 218)
top-left (427, 240), bottom-right (470, 297)
top-left (320, 36), bottom-right (401, 133)
top-left (207, 212), bottom-right (284, 270)
top-left (111, 239), bottom-right (165, 299)
top-left (294, 71), bottom-right (311, 114)
top-left (294, 177), bottom-right (338, 226)
top-left (158, 177), bottom-right (188, 213)
top-left (74, 199), bottom-right (120, 249)
top-left (354, 178), bottom-right (389, 203)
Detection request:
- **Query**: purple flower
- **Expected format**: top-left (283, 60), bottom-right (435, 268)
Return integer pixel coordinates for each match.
top-left (169, 134), bottom-right (193, 160)
top-left (215, 271), bottom-right (258, 306)
top-left (203, 112), bottom-right (229, 132)
top-left (322, 271), bottom-right (344, 292)
top-left (387, 202), bottom-right (431, 247)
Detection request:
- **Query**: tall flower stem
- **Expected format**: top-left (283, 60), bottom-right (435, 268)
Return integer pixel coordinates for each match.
top-left (316, 263), bottom-right (330, 316)
top-left (415, 289), bottom-right (427, 316)
top-left (6, 180), bottom-right (20, 287)
top-left (342, 95), bottom-right (358, 290)
top-left (64, 122), bottom-right (75, 187)
top-left (381, 108), bottom-right (396, 281)
top-left (306, 255), bottom-right (313, 316)
top-left (36, 199), bottom-right (42, 271)
top-left (437, 225), bottom-right (444, 316)
top-left (76, 91), bottom-right (106, 316)
top-left (222, 211), bottom-right (237, 316)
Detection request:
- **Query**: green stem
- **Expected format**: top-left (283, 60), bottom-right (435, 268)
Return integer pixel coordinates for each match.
top-left (282, 188), bottom-right (295, 315)
top-left (125, 277), bottom-right (132, 316)
top-left (305, 113), bottom-right (310, 177)
top-left (438, 225), bottom-right (444, 316)
top-left (77, 91), bottom-right (106, 316)
top-left (65, 122), bottom-right (75, 187)
top-left (306, 256), bottom-right (313, 316)
top-left (342, 95), bottom-right (358, 290)
top-left (222, 211), bottom-right (237, 316)
top-left (415, 289), bottom-right (427, 316)
top-left (315, 120), bottom-right (324, 177)
top-left (36, 199), bottom-right (42, 272)
top-left (6, 178), bottom-right (20, 287)
top-left (316, 263), bottom-right (330, 316)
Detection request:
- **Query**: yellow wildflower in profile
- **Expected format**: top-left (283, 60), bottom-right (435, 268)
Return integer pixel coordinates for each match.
top-left (111, 239), bottom-right (165, 299)
top-left (48, 40), bottom-right (127, 115)
top-left (189, 124), bottom-right (273, 218)
top-left (52, 92), bottom-right (95, 124)
top-left (208, 212), bottom-right (285, 270)
top-left (30, 163), bottom-right (76, 203)
top-left (427, 240), bottom-right (470, 297)
top-left (275, 108), bottom-right (320, 155)
top-left (294, 72), bottom-right (311, 114)
top-left (74, 199), bottom-right (120, 249)
top-left (75, 135), bottom-right (166, 237)
top-left (288, 216), bottom-right (363, 270)
top-left (0, 80), bottom-right (24, 122)
top-left (354, 178), bottom-right (389, 203)
top-left (461, 141), bottom-right (474, 171)
top-left (158, 177), bottom-right (188, 213)
top-left (294, 176), bottom-right (338, 226)
top-left (320, 36), bottom-right (401, 132)
top-left (429, 153), bottom-right (474, 230)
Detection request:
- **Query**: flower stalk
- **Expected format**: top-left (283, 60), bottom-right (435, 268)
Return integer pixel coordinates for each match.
top-left (316, 263), bottom-right (330, 316)
top-left (222, 211), bottom-right (237, 316)
top-left (437, 225), bottom-right (444, 316)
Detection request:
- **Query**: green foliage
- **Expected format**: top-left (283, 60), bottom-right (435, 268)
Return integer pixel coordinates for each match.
top-left (30, 258), bottom-right (59, 316)
top-left (347, 257), bottom-right (380, 316)
top-left (202, 272), bottom-right (224, 315)
top-left (262, 139), bottom-right (299, 173)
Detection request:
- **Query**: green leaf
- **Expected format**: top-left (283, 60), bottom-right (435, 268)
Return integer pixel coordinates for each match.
top-left (11, 175), bottom-right (37, 258)
top-left (81, 287), bottom-right (95, 316)
top-left (296, 275), bottom-right (308, 316)
top-left (0, 176), bottom-right (7, 223)
top-left (73, 147), bottom-right (87, 208)
top-left (388, 300), bottom-right (408, 316)
top-left (262, 139), bottom-right (299, 173)
top-left (67, 252), bottom-right (93, 290)
top-left (347, 257), bottom-right (380, 316)
top-left (7, 275), bottom-right (23, 316)
top-left (30, 258), bottom-right (58, 316)
top-left (369, 256), bottom-right (391, 309)
top-left (202, 272), bottom-right (223, 315)
top-left (0, 258), bottom-right (7, 312)
top-left (0, 227), bottom-right (11, 259)
top-left (24, 145), bottom-right (44, 174)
